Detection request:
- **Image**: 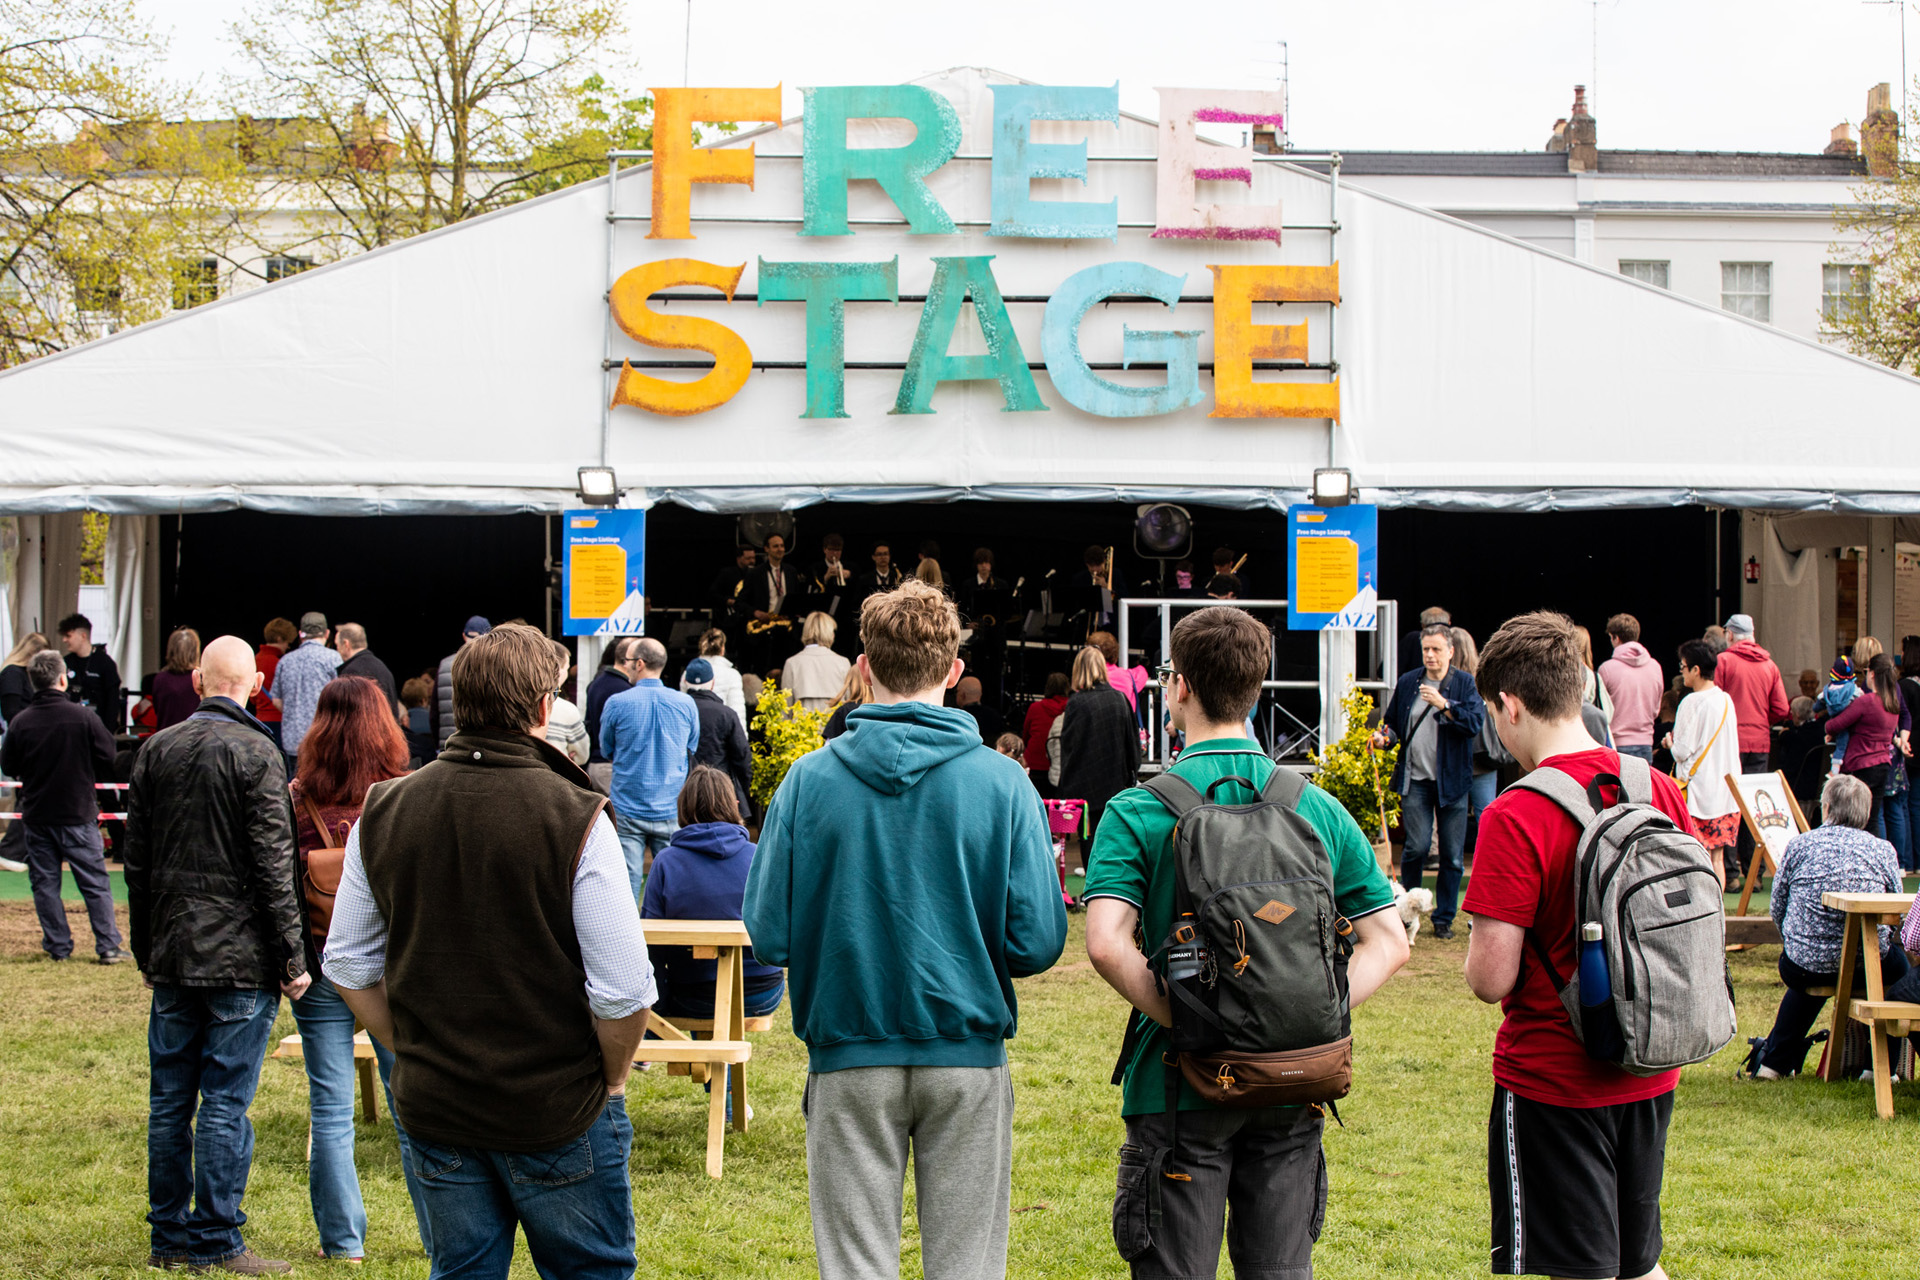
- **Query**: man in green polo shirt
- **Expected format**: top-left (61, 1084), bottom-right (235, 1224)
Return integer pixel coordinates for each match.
top-left (1085, 605), bottom-right (1409, 1278)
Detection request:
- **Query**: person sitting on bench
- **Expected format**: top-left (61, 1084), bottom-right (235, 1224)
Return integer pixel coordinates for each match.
top-left (1745, 773), bottom-right (1909, 1079)
top-left (642, 765), bottom-right (786, 1024)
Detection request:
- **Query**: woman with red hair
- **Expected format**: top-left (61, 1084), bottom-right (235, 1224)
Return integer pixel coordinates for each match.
top-left (286, 676), bottom-right (429, 1262)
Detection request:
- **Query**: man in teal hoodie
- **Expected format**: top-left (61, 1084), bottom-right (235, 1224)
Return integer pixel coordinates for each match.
top-left (744, 578), bottom-right (1068, 1280)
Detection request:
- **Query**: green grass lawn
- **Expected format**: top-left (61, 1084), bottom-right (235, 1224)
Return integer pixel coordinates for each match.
top-left (4, 912), bottom-right (1917, 1279)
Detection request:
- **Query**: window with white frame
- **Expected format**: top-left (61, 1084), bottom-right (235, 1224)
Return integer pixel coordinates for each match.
top-left (265, 254), bottom-right (313, 282)
top-left (172, 258), bottom-right (218, 310)
top-left (1619, 260), bottom-right (1669, 288)
top-left (1721, 262), bottom-right (1771, 322)
top-left (1822, 264), bottom-right (1871, 323)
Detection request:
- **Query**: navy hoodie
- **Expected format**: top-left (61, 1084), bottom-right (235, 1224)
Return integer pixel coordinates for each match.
top-left (743, 701), bottom-right (1068, 1072)
top-left (642, 821), bottom-right (783, 1004)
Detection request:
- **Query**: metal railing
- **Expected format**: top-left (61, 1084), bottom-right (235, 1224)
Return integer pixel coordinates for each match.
top-left (1117, 598), bottom-right (1397, 771)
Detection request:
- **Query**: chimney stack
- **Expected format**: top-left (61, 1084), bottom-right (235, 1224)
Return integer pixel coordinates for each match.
top-left (1825, 122), bottom-right (1858, 156)
top-left (1565, 85), bottom-right (1598, 172)
top-left (1545, 117), bottom-right (1569, 153)
top-left (1863, 82), bottom-right (1899, 178)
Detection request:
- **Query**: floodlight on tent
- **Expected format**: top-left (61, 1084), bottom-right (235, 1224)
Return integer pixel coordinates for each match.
top-left (1311, 468), bottom-right (1354, 507)
top-left (576, 466), bottom-right (620, 506)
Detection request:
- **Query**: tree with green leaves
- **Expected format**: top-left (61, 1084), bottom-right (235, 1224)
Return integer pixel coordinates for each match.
top-left (229, 0), bottom-right (636, 253)
top-left (0, 0), bottom-right (256, 366)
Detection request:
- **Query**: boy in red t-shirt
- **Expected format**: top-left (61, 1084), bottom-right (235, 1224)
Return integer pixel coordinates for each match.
top-left (1464, 611), bottom-right (1693, 1280)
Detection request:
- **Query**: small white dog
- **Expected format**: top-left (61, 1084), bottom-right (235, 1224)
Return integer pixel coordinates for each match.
top-left (1392, 881), bottom-right (1436, 944)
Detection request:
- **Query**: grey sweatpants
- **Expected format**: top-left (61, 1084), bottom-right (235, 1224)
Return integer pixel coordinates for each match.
top-left (804, 1064), bottom-right (1014, 1280)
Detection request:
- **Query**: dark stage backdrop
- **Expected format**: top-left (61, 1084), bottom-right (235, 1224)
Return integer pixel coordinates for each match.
top-left (158, 512), bottom-right (550, 692)
top-left (154, 503), bottom-right (1736, 703)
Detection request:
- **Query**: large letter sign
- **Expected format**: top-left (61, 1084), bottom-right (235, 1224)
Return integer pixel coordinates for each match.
top-left (649, 86), bottom-right (783, 240)
top-left (608, 259), bottom-right (752, 416)
top-left (1209, 264), bottom-right (1340, 420)
top-left (1042, 262), bottom-right (1201, 417)
top-left (758, 258), bottom-right (900, 419)
top-left (988, 83), bottom-right (1119, 239)
top-left (892, 256), bottom-right (1045, 415)
top-left (802, 86), bottom-right (962, 236)
top-left (1152, 88), bottom-right (1286, 242)
top-left (601, 72), bottom-right (1358, 430)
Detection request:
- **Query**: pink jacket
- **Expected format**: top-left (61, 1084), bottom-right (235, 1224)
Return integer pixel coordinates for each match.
top-left (1598, 642), bottom-right (1664, 748)
top-left (1714, 641), bottom-right (1791, 755)
top-left (1107, 663), bottom-right (1151, 712)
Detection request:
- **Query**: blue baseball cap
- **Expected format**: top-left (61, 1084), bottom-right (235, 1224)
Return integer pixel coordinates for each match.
top-left (684, 658), bottom-right (715, 687)
top-left (463, 615), bottom-right (492, 637)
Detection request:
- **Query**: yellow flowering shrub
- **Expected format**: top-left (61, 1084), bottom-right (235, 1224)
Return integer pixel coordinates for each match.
top-left (749, 681), bottom-right (831, 807)
top-left (1308, 682), bottom-right (1400, 840)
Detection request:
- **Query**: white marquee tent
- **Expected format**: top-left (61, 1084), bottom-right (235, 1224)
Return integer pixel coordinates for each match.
top-left (2, 67), bottom-right (1916, 519)
top-left (1, 68), bottom-right (1916, 679)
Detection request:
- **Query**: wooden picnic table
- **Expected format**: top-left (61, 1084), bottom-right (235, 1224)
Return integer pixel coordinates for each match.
top-left (633, 919), bottom-right (757, 1177)
top-left (1820, 890), bottom-right (1918, 1117)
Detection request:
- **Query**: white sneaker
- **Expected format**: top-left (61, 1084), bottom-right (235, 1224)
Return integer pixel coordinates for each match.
top-left (0, 856), bottom-right (27, 873)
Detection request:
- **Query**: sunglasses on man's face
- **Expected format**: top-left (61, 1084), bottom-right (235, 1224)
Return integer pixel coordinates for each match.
top-left (1157, 663), bottom-right (1177, 688)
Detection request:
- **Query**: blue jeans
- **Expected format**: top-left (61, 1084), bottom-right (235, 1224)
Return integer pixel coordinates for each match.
top-left (1401, 779), bottom-right (1469, 929)
top-left (1617, 744), bottom-right (1654, 763)
top-left (612, 812), bottom-right (677, 899)
top-left (1901, 785), bottom-right (1920, 873)
top-left (408, 1096), bottom-right (635, 1279)
top-left (1883, 777), bottom-right (1912, 868)
top-left (147, 984), bottom-right (283, 1267)
top-left (22, 820), bottom-right (121, 959)
top-left (288, 976), bottom-right (433, 1259)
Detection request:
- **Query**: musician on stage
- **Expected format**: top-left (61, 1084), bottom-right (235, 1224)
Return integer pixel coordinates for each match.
top-left (740, 534), bottom-right (800, 672)
top-left (846, 541), bottom-right (905, 656)
top-left (813, 534), bottom-right (856, 654)
top-left (956, 547), bottom-right (1011, 703)
top-left (707, 546), bottom-right (756, 623)
top-left (1069, 544), bottom-right (1120, 635)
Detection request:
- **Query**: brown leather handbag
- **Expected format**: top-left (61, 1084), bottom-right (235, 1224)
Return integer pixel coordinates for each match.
top-left (296, 789), bottom-right (349, 949)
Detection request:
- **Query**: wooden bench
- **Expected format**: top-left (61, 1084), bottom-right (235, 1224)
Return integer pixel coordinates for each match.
top-left (633, 920), bottom-right (765, 1177)
top-left (1820, 890), bottom-right (1919, 1118)
top-left (271, 1031), bottom-right (382, 1130)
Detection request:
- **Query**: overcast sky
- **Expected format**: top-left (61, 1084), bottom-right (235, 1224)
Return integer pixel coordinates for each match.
top-left (143, 0), bottom-right (1908, 154)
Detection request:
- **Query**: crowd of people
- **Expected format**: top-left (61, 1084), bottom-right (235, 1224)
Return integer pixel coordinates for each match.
top-left (9, 554), bottom-right (1920, 1279)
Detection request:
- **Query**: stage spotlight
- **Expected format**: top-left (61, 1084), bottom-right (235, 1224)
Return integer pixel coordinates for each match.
top-left (1134, 503), bottom-right (1193, 559)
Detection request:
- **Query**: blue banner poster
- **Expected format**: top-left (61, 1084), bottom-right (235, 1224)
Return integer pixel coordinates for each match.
top-left (563, 509), bottom-right (646, 636)
top-left (1287, 504), bottom-right (1378, 631)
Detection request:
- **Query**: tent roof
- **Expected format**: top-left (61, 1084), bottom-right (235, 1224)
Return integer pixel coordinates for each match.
top-left (1, 65), bottom-right (1916, 516)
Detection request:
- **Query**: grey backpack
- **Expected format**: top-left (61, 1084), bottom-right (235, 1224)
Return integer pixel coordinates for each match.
top-left (1514, 754), bottom-right (1737, 1076)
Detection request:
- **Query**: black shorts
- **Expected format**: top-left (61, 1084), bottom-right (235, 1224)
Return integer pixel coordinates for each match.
top-left (1488, 1085), bottom-right (1673, 1278)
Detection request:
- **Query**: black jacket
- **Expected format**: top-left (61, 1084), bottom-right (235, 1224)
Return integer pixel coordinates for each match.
top-left (0, 688), bottom-right (115, 825)
top-left (124, 697), bottom-right (305, 989)
top-left (339, 649), bottom-right (399, 714)
top-left (739, 561), bottom-right (799, 619)
top-left (0, 664), bottom-right (31, 723)
top-left (1058, 684), bottom-right (1142, 809)
top-left (690, 689), bottom-right (751, 810)
top-left (64, 648), bottom-right (123, 733)
top-left (584, 668), bottom-right (632, 764)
